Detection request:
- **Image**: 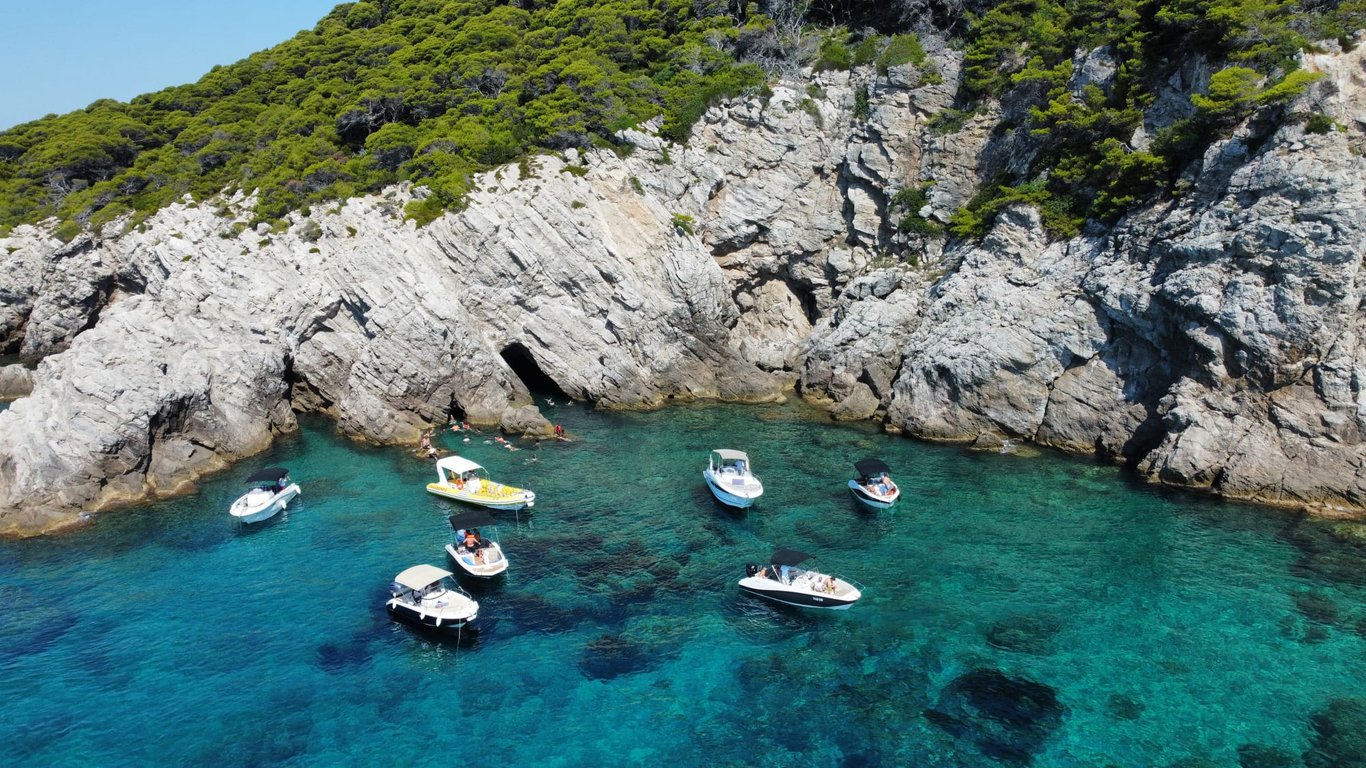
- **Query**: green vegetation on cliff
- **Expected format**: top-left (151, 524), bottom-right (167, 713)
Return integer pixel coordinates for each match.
top-left (0, 0), bottom-right (771, 230)
top-left (1, 0), bottom-right (1363, 238)
top-left (951, 0), bottom-right (1364, 238)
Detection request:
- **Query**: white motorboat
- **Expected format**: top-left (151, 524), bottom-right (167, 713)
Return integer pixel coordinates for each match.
top-left (427, 455), bottom-right (535, 511)
top-left (848, 458), bottom-right (900, 510)
top-left (385, 564), bottom-right (480, 631)
top-left (738, 548), bottom-right (861, 609)
top-left (703, 449), bottom-right (763, 508)
top-left (445, 509), bottom-right (509, 578)
top-left (228, 467), bottom-right (300, 523)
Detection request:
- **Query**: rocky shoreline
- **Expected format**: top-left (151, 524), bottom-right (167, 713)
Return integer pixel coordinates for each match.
top-left (3, 45), bottom-right (1366, 536)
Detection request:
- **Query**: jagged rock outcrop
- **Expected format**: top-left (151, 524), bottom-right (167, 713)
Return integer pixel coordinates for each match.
top-left (808, 44), bottom-right (1366, 512)
top-left (3, 42), bottom-right (1365, 534)
top-left (0, 364), bottom-right (32, 398)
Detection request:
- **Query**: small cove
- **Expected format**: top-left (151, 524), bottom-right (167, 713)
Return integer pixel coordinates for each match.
top-left (1, 400), bottom-right (1364, 766)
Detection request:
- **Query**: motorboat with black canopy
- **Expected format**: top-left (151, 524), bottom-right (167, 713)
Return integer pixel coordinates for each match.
top-left (445, 509), bottom-right (509, 578)
top-left (703, 449), bottom-right (764, 508)
top-left (228, 467), bottom-right (301, 523)
top-left (738, 548), bottom-right (861, 609)
top-left (849, 458), bottom-right (899, 510)
top-left (427, 455), bottom-right (535, 511)
top-left (385, 564), bottom-right (479, 631)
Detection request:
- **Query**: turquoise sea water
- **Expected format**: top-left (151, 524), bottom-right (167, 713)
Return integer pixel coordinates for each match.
top-left (2, 400), bottom-right (1364, 767)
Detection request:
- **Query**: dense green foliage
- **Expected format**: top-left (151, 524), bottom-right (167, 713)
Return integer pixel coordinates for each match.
top-left (951, 0), bottom-right (1360, 238)
top-left (2, 0), bottom-right (1362, 240)
top-left (0, 0), bottom-right (772, 229)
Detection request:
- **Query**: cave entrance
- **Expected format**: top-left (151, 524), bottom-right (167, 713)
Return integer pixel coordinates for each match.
top-left (283, 354), bottom-right (333, 415)
top-left (500, 343), bottom-right (568, 401)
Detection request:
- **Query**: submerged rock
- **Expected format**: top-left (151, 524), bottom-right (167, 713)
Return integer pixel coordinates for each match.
top-left (315, 639), bottom-right (374, 674)
top-left (577, 633), bottom-right (653, 681)
top-left (985, 615), bottom-right (1063, 655)
top-left (1237, 743), bottom-right (1300, 768)
top-left (1164, 758), bottom-right (1218, 768)
top-left (926, 668), bottom-right (1066, 764)
top-left (499, 593), bottom-right (583, 635)
top-left (1283, 519), bottom-right (1366, 588)
top-left (1304, 697), bottom-right (1366, 768)
top-left (1292, 591), bottom-right (1342, 627)
top-left (1104, 693), bottom-right (1144, 721)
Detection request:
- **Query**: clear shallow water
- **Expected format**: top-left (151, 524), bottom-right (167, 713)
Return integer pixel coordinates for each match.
top-left (2, 401), bottom-right (1364, 767)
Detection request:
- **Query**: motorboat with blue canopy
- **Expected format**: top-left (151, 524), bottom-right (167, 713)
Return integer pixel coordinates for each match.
top-left (228, 467), bottom-right (300, 523)
top-left (849, 457), bottom-right (899, 510)
top-left (445, 509), bottom-right (508, 578)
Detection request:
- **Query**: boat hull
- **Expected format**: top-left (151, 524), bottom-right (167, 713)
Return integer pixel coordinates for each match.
top-left (848, 480), bottom-right (899, 510)
top-left (738, 580), bottom-right (859, 609)
top-left (230, 484), bottom-right (300, 523)
top-left (385, 599), bottom-right (477, 631)
top-left (444, 543), bottom-right (509, 578)
top-left (426, 482), bottom-right (534, 510)
top-left (703, 471), bottom-right (761, 508)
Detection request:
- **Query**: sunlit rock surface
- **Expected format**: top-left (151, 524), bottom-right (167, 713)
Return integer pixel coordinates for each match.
top-left (3, 44), bottom-right (1365, 533)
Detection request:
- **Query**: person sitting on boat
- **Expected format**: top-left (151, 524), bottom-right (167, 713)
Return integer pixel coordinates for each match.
top-left (463, 529), bottom-right (489, 563)
top-left (876, 473), bottom-right (895, 495)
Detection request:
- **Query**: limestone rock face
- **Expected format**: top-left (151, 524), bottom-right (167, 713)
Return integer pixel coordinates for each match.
top-left (0, 70), bottom-right (921, 533)
top-left (0, 365), bottom-right (32, 399)
top-left (848, 45), bottom-right (1366, 512)
top-left (3, 42), bottom-right (1366, 532)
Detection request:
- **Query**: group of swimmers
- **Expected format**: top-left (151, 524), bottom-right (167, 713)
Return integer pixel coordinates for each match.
top-left (419, 419), bottom-right (570, 459)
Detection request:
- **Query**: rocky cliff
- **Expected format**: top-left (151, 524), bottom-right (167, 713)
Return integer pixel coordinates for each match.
top-left (2, 43), bottom-right (1364, 535)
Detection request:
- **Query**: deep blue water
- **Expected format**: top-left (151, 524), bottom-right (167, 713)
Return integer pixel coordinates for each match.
top-left (2, 400), bottom-right (1364, 767)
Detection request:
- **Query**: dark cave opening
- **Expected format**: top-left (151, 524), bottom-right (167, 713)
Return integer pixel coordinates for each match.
top-left (500, 343), bottom-right (569, 400)
top-left (787, 278), bottom-right (820, 327)
top-left (445, 398), bottom-right (467, 423)
top-left (282, 355), bottom-right (333, 414)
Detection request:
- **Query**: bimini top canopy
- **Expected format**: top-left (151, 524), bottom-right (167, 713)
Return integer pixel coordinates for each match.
top-left (393, 564), bottom-right (454, 590)
top-left (769, 548), bottom-right (812, 567)
top-left (245, 467), bottom-right (290, 484)
top-left (449, 509), bottom-right (498, 531)
top-left (436, 455), bottom-right (484, 476)
top-left (854, 458), bottom-right (891, 478)
top-left (711, 449), bottom-right (750, 462)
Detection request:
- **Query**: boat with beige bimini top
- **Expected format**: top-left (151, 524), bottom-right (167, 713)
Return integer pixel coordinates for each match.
top-left (427, 455), bottom-right (536, 511)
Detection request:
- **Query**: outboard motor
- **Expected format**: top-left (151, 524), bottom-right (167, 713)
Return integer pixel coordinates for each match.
top-left (745, 563), bottom-right (758, 577)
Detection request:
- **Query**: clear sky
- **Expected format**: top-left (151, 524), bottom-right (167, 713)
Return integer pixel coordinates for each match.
top-left (0, 1), bottom-right (341, 130)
